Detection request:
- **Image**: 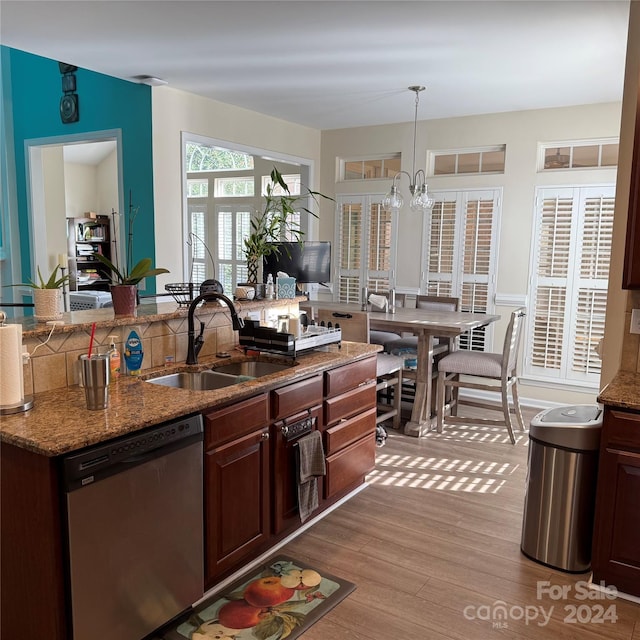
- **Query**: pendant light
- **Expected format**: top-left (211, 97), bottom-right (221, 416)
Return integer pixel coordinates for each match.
top-left (382, 86), bottom-right (434, 213)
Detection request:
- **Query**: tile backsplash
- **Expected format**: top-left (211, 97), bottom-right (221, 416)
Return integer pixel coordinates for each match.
top-left (21, 301), bottom-right (300, 396)
top-left (620, 289), bottom-right (640, 373)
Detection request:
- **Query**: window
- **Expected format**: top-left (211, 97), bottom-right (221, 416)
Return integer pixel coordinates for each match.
top-left (183, 138), bottom-right (316, 291)
top-left (185, 144), bottom-right (253, 172)
top-left (540, 140), bottom-right (619, 171)
top-left (213, 177), bottom-right (254, 197)
top-left (432, 146), bottom-right (506, 176)
top-left (335, 194), bottom-right (397, 302)
top-left (339, 155), bottom-right (401, 181)
top-left (261, 173), bottom-right (301, 196)
top-left (422, 189), bottom-right (501, 350)
top-left (525, 186), bottom-right (614, 386)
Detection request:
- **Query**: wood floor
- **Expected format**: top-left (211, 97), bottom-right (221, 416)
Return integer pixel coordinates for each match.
top-left (279, 404), bottom-right (640, 640)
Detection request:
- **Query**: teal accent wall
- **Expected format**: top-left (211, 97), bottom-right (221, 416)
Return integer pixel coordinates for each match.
top-left (1, 46), bottom-right (158, 293)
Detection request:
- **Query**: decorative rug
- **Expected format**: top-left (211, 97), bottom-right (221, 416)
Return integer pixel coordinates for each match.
top-left (161, 556), bottom-right (355, 640)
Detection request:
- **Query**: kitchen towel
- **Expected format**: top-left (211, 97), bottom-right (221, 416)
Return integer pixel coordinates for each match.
top-left (0, 323), bottom-right (24, 407)
top-left (296, 430), bottom-right (326, 523)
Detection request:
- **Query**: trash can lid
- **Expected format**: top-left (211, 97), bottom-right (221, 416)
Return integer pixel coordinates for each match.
top-left (529, 405), bottom-right (603, 450)
top-left (538, 405), bottom-right (602, 425)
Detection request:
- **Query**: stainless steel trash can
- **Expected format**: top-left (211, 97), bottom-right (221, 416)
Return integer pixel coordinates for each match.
top-left (521, 405), bottom-right (603, 573)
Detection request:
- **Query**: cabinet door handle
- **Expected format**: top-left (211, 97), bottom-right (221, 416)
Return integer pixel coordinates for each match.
top-left (261, 432), bottom-right (270, 440)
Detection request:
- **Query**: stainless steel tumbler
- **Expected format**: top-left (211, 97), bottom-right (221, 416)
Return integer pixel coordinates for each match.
top-left (80, 354), bottom-right (110, 410)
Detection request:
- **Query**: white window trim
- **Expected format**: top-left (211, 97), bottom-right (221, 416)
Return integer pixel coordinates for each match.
top-left (337, 153), bottom-right (401, 182)
top-left (537, 138), bottom-right (619, 172)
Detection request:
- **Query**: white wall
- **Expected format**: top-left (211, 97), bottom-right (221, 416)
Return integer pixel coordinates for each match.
top-left (64, 162), bottom-right (97, 218)
top-left (42, 146), bottom-right (66, 273)
top-left (96, 149), bottom-right (118, 216)
top-left (320, 103), bottom-right (622, 407)
top-left (151, 87), bottom-right (322, 293)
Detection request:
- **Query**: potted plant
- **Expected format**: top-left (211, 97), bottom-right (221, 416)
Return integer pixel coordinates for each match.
top-left (243, 167), bottom-right (333, 284)
top-left (15, 265), bottom-right (69, 322)
top-left (92, 195), bottom-right (169, 316)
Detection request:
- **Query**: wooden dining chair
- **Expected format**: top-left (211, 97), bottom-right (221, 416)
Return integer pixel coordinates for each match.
top-left (316, 308), bottom-right (404, 430)
top-left (435, 307), bottom-right (527, 444)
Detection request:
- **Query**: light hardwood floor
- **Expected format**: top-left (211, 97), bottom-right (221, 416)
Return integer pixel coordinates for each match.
top-left (280, 404), bottom-right (640, 640)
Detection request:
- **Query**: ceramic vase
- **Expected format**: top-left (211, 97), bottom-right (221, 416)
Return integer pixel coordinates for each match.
top-left (110, 284), bottom-right (138, 316)
top-left (33, 288), bottom-right (63, 322)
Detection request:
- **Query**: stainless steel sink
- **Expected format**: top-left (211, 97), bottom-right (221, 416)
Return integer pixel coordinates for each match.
top-left (211, 360), bottom-right (293, 378)
top-left (145, 370), bottom-right (240, 390)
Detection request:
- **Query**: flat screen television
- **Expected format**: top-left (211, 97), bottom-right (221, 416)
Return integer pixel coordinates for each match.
top-left (263, 241), bottom-right (331, 284)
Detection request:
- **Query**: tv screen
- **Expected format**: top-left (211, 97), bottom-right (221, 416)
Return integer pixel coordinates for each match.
top-left (263, 241), bottom-right (331, 284)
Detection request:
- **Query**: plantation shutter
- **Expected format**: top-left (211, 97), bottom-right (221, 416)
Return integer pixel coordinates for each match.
top-left (188, 204), bottom-right (207, 285)
top-left (335, 195), bottom-right (396, 303)
top-left (366, 202), bottom-right (394, 292)
top-left (216, 205), bottom-right (251, 294)
top-left (526, 186), bottom-right (614, 384)
top-left (423, 189), bottom-right (499, 350)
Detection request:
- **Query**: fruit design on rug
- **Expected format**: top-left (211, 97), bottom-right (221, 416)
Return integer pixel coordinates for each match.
top-left (186, 561), bottom-right (334, 640)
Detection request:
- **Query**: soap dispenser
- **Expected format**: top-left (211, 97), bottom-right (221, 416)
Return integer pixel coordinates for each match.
top-left (107, 335), bottom-right (121, 380)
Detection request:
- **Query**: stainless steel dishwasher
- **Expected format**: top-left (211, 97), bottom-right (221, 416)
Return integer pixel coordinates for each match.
top-left (62, 414), bottom-right (204, 640)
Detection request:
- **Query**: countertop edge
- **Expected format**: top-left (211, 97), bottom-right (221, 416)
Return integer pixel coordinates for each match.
top-left (0, 343), bottom-right (379, 457)
top-left (597, 369), bottom-right (640, 412)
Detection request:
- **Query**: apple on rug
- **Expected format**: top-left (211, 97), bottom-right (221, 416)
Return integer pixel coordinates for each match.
top-left (161, 555), bottom-right (356, 640)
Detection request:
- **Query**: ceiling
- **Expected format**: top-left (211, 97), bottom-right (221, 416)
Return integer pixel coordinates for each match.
top-left (0, 1), bottom-right (631, 130)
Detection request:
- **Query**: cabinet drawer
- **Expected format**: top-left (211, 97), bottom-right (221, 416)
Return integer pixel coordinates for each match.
top-left (324, 380), bottom-right (376, 427)
top-left (605, 409), bottom-right (640, 453)
top-left (271, 375), bottom-right (323, 421)
top-left (204, 394), bottom-right (269, 449)
top-left (325, 433), bottom-right (376, 499)
top-left (324, 356), bottom-right (376, 398)
top-left (325, 407), bottom-right (376, 456)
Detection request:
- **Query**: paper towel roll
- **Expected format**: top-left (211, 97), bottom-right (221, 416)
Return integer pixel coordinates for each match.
top-left (0, 324), bottom-right (24, 407)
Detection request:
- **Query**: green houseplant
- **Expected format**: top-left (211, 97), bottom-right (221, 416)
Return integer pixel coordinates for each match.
top-left (14, 265), bottom-right (70, 322)
top-left (243, 167), bottom-right (333, 284)
top-left (92, 195), bottom-right (169, 315)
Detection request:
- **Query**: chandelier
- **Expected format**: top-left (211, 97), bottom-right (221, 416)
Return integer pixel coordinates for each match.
top-left (382, 86), bottom-right (434, 213)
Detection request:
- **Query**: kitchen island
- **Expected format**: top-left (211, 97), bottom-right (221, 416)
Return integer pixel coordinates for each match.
top-left (1, 300), bottom-right (381, 640)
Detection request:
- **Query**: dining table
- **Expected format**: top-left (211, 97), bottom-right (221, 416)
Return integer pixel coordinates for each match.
top-left (300, 301), bottom-right (500, 437)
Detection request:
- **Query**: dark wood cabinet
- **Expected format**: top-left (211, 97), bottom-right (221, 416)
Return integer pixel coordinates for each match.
top-left (592, 407), bottom-right (640, 596)
top-left (0, 443), bottom-right (67, 639)
top-left (203, 394), bottom-right (270, 585)
top-left (623, 71), bottom-right (640, 288)
top-left (322, 356), bottom-right (377, 501)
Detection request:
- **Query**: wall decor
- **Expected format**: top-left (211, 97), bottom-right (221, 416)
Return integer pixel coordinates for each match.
top-left (58, 61), bottom-right (79, 124)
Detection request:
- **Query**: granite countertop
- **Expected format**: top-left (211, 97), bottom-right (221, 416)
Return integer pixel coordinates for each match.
top-left (0, 342), bottom-right (379, 457)
top-left (598, 370), bottom-right (640, 412)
